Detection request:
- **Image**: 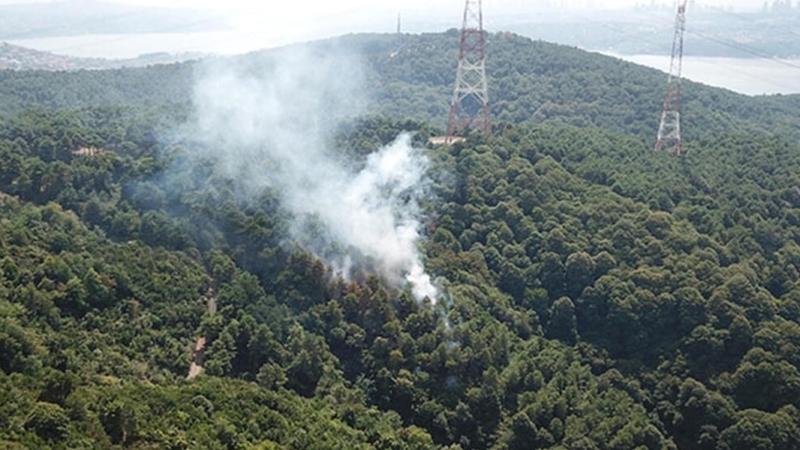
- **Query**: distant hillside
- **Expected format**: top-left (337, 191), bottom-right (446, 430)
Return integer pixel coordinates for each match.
top-left (0, 31), bottom-right (798, 142)
top-left (0, 42), bottom-right (203, 71)
top-left (0, 0), bottom-right (228, 39)
top-left (2, 30), bottom-right (800, 450)
top-left (333, 32), bottom-right (800, 141)
top-left (507, 7), bottom-right (800, 58)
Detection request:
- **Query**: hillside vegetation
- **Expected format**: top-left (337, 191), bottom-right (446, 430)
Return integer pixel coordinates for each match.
top-left (1, 32), bottom-right (800, 449)
top-left (1, 32), bottom-right (798, 140)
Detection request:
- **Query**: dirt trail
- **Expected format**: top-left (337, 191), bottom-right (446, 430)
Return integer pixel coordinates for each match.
top-left (187, 287), bottom-right (217, 380)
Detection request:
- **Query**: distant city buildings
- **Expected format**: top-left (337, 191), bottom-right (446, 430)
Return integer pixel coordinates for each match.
top-left (763, 0), bottom-right (796, 12)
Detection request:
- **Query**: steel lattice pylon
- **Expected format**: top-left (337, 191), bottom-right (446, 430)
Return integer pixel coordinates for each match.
top-left (655, 0), bottom-right (689, 156)
top-left (447, 0), bottom-right (491, 139)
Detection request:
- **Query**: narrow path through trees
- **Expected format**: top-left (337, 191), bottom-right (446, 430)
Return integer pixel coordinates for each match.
top-left (187, 286), bottom-right (217, 380)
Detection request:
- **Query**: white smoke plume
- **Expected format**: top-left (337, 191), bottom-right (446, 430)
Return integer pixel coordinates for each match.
top-left (186, 48), bottom-right (439, 302)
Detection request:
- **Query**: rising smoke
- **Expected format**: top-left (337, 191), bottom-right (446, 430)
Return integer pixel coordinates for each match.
top-left (185, 48), bottom-right (439, 302)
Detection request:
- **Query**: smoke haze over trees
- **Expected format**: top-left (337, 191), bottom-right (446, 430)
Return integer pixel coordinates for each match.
top-left (181, 49), bottom-right (439, 301)
top-left (0, 30), bottom-right (800, 449)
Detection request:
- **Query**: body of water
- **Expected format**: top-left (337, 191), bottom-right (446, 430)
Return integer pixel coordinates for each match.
top-left (603, 52), bottom-right (800, 96)
top-left (6, 31), bottom-right (308, 59)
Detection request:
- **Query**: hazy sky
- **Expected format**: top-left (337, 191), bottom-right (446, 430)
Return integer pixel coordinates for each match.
top-left (76, 0), bottom-right (768, 10)
top-left (2, 0), bottom-right (795, 96)
top-left (0, 1), bottom-right (773, 38)
top-left (83, 0), bottom-right (770, 34)
top-left (0, 0), bottom-right (771, 17)
top-left (0, 0), bottom-right (779, 59)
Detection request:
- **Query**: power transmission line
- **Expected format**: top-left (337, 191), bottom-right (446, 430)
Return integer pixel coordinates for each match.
top-left (447, 0), bottom-right (491, 139)
top-left (684, 28), bottom-right (800, 71)
top-left (703, 4), bottom-right (800, 40)
top-left (568, 11), bottom-right (799, 93)
top-left (655, 0), bottom-right (688, 156)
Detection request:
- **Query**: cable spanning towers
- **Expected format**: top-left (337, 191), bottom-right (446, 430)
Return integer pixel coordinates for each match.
top-left (447, 0), bottom-right (491, 139)
top-left (655, 0), bottom-right (689, 156)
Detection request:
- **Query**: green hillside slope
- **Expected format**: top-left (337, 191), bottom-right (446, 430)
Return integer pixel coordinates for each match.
top-left (1, 32), bottom-right (800, 449)
top-left (1, 32), bottom-right (798, 141)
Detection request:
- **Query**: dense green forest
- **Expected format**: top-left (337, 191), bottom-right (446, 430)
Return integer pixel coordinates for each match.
top-left (2, 32), bottom-right (800, 449)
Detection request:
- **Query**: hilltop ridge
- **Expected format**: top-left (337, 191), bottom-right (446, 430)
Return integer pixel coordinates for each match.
top-left (1, 30), bottom-right (800, 450)
top-left (0, 42), bottom-right (203, 71)
top-left (0, 31), bottom-right (798, 142)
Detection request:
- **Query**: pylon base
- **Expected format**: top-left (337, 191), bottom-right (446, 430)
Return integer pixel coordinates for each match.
top-left (429, 136), bottom-right (466, 146)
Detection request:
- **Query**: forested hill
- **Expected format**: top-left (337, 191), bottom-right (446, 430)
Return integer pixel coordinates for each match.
top-left (0, 42), bottom-right (202, 71)
top-left (0, 31), bottom-right (798, 142)
top-left (343, 31), bottom-right (800, 142)
top-left (2, 31), bottom-right (800, 449)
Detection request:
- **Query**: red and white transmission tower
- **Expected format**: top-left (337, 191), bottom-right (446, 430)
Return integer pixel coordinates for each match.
top-left (447, 0), bottom-right (491, 138)
top-left (655, 0), bottom-right (689, 156)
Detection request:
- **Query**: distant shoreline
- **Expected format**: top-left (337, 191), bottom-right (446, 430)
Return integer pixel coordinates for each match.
top-left (5, 31), bottom-right (799, 96)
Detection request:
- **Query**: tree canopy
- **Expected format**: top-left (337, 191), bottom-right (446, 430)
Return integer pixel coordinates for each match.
top-left (1, 31), bottom-right (800, 449)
